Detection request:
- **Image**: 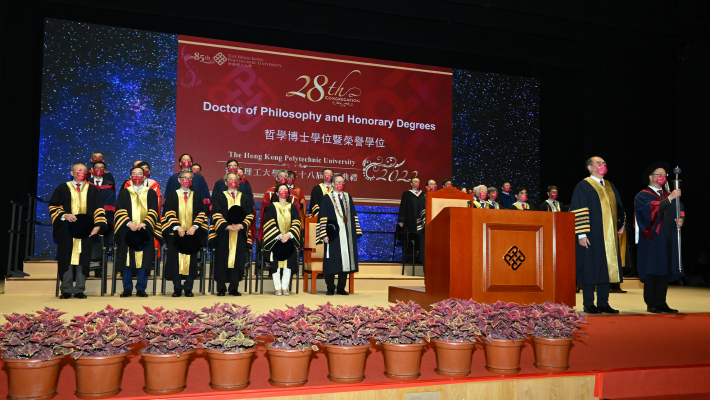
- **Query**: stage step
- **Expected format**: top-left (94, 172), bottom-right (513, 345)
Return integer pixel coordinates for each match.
top-left (6, 261), bottom-right (424, 295)
top-left (620, 278), bottom-right (643, 289)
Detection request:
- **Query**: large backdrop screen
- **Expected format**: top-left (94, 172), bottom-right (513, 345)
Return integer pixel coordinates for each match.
top-left (37, 19), bottom-right (539, 262)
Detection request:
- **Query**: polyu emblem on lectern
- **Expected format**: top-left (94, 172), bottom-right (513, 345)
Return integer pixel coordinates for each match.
top-left (503, 246), bottom-right (526, 270)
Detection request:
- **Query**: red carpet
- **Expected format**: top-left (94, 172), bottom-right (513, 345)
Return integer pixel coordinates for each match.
top-left (2, 313), bottom-right (710, 399)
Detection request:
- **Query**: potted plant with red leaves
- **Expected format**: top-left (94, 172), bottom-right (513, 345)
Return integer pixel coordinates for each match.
top-left (258, 305), bottom-right (325, 388)
top-left (429, 298), bottom-right (483, 377)
top-left (528, 302), bottom-right (589, 371)
top-left (0, 307), bottom-right (73, 400)
top-left (199, 303), bottom-right (265, 391)
top-left (315, 303), bottom-right (381, 384)
top-left (478, 301), bottom-right (532, 375)
top-left (372, 301), bottom-right (437, 381)
top-left (66, 305), bottom-right (142, 399)
top-left (137, 306), bottom-right (205, 395)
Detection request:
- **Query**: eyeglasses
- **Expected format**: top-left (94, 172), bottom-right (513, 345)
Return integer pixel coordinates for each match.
top-left (652, 173), bottom-right (668, 177)
top-left (594, 161), bottom-right (607, 165)
top-left (130, 173), bottom-right (144, 176)
top-left (181, 177), bottom-right (193, 181)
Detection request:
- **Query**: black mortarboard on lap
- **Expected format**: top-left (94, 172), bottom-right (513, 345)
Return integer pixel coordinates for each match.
top-left (326, 219), bottom-right (339, 242)
top-left (272, 240), bottom-right (294, 261)
top-left (66, 214), bottom-right (93, 239)
top-left (227, 205), bottom-right (246, 225)
top-left (173, 233), bottom-right (202, 255)
top-left (125, 228), bottom-right (151, 251)
top-left (642, 161), bottom-right (671, 185)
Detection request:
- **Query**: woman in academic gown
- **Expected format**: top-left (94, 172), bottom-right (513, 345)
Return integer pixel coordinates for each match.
top-left (262, 183), bottom-right (301, 296)
top-left (208, 172), bottom-right (254, 296)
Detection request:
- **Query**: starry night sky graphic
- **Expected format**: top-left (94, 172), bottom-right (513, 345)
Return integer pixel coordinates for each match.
top-left (34, 20), bottom-right (540, 262)
top-left (452, 70), bottom-right (541, 202)
top-left (36, 19), bottom-right (177, 257)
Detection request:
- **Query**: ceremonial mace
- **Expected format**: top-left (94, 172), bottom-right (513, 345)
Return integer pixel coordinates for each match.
top-left (664, 166), bottom-right (683, 273)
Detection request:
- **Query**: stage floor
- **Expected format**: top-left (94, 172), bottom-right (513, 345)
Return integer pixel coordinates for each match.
top-left (2, 283), bottom-right (710, 399)
top-left (1, 283), bottom-right (709, 317)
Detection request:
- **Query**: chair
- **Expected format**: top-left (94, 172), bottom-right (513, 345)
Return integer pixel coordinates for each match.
top-left (258, 247), bottom-right (300, 294)
top-left (303, 215), bottom-right (354, 294)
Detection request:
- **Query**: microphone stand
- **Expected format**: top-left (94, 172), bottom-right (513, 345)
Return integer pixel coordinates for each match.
top-left (664, 166), bottom-right (683, 274)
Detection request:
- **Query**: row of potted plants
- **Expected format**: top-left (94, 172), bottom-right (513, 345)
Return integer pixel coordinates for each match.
top-left (0, 299), bottom-right (588, 399)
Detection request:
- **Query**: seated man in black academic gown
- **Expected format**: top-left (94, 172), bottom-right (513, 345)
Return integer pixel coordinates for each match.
top-left (212, 159), bottom-right (253, 199)
top-left (486, 186), bottom-right (501, 209)
top-left (538, 186), bottom-right (562, 212)
top-left (508, 186), bottom-right (531, 210)
top-left (191, 163), bottom-right (202, 176)
top-left (441, 179), bottom-right (453, 189)
top-left (497, 181), bottom-right (515, 209)
top-left (165, 153), bottom-right (211, 209)
top-left (88, 160), bottom-right (117, 265)
top-left (472, 185), bottom-right (493, 209)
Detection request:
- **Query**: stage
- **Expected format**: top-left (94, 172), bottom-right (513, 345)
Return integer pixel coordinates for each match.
top-left (2, 281), bottom-right (710, 400)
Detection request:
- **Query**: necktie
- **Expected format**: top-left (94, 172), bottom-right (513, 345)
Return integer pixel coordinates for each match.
top-left (553, 200), bottom-right (557, 207)
top-left (600, 180), bottom-right (604, 187)
top-left (338, 194), bottom-right (342, 201)
top-left (183, 191), bottom-right (188, 202)
top-left (76, 183), bottom-right (81, 193)
top-left (231, 192), bottom-right (235, 200)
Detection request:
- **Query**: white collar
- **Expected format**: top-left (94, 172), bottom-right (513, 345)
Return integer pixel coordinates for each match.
top-left (228, 188), bottom-right (238, 193)
top-left (73, 180), bottom-right (84, 186)
top-left (589, 175), bottom-right (604, 185)
top-left (410, 189), bottom-right (421, 196)
top-left (132, 185), bottom-right (142, 192)
top-left (548, 198), bottom-right (557, 202)
top-left (180, 187), bottom-right (190, 193)
top-left (648, 185), bottom-right (663, 193)
top-left (515, 201), bottom-right (527, 206)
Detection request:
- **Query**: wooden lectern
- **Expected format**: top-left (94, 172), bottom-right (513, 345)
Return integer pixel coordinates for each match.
top-left (388, 188), bottom-right (576, 307)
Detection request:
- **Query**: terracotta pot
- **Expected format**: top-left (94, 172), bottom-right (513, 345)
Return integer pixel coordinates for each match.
top-left (531, 337), bottom-right (574, 372)
top-left (141, 349), bottom-right (194, 395)
top-left (382, 342), bottom-right (426, 381)
top-left (265, 344), bottom-right (313, 388)
top-left (482, 338), bottom-right (526, 375)
top-left (74, 353), bottom-right (128, 399)
top-left (324, 343), bottom-right (371, 384)
top-left (3, 355), bottom-right (64, 400)
top-left (205, 348), bottom-right (256, 391)
top-left (431, 339), bottom-right (476, 377)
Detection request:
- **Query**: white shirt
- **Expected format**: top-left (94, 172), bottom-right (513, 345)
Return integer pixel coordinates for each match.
top-left (514, 201), bottom-right (528, 209)
top-left (60, 180), bottom-right (85, 221)
top-left (648, 185), bottom-right (663, 196)
top-left (94, 177), bottom-right (103, 186)
top-left (173, 188), bottom-right (199, 230)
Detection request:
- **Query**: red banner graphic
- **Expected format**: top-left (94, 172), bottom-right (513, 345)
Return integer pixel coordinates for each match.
top-left (176, 35), bottom-right (452, 203)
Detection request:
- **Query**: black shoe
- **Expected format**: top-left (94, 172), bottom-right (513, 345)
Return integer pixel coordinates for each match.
top-left (229, 290), bottom-right (242, 296)
top-left (610, 288), bottom-right (628, 293)
top-left (60, 293), bottom-right (72, 299)
top-left (172, 289), bottom-right (182, 297)
top-left (317, 273), bottom-right (324, 278)
top-left (185, 290), bottom-right (194, 297)
top-left (598, 305), bottom-right (619, 314)
top-left (120, 290), bottom-right (132, 298)
top-left (583, 305), bottom-right (600, 314)
top-left (659, 305), bottom-right (679, 314)
top-left (647, 306), bottom-right (662, 313)
top-left (326, 290), bottom-right (335, 296)
top-left (336, 290), bottom-right (349, 295)
top-left (74, 292), bottom-right (87, 299)
top-left (217, 289), bottom-right (226, 296)
top-left (136, 290), bottom-right (148, 298)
